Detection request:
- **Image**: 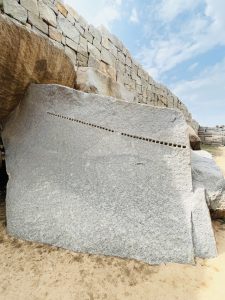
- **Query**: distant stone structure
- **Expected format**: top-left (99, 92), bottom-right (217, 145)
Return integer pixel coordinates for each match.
top-left (0, 0), bottom-right (198, 130)
top-left (199, 126), bottom-right (225, 146)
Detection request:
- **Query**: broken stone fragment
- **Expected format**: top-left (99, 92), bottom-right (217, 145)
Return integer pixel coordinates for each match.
top-left (191, 150), bottom-right (225, 217)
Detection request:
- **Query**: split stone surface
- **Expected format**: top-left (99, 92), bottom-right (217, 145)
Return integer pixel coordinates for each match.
top-left (2, 84), bottom-right (217, 264)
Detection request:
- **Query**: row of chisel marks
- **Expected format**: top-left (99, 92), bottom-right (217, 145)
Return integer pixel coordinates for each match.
top-left (47, 112), bottom-right (187, 149)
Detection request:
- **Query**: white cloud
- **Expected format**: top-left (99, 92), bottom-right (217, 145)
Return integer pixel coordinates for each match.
top-left (138, 0), bottom-right (225, 79)
top-left (158, 0), bottom-right (200, 22)
top-left (130, 8), bottom-right (139, 23)
top-left (64, 0), bottom-right (123, 28)
top-left (171, 57), bottom-right (225, 126)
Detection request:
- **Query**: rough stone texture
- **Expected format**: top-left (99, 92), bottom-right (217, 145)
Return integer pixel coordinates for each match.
top-left (0, 14), bottom-right (76, 121)
top-left (3, 0), bottom-right (27, 24)
top-left (188, 125), bottom-right (201, 150)
top-left (75, 67), bottom-right (137, 102)
top-left (28, 12), bottom-right (49, 34)
top-left (191, 150), bottom-right (225, 214)
top-left (39, 1), bottom-right (57, 27)
top-left (192, 188), bottom-right (217, 258)
top-left (2, 84), bottom-right (216, 264)
top-left (58, 15), bottom-right (79, 43)
top-left (49, 26), bottom-right (62, 42)
top-left (20, 0), bottom-right (38, 15)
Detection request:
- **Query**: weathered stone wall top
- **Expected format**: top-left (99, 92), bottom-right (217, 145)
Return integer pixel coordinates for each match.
top-left (0, 0), bottom-right (197, 128)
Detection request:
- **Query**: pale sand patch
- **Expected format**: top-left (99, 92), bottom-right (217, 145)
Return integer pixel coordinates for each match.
top-left (0, 148), bottom-right (225, 300)
top-left (213, 147), bottom-right (225, 177)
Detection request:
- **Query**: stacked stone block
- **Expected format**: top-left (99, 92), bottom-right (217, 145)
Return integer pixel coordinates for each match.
top-left (0, 0), bottom-right (195, 126)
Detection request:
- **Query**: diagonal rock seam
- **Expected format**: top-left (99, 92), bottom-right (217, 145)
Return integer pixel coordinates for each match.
top-left (47, 112), bottom-right (187, 149)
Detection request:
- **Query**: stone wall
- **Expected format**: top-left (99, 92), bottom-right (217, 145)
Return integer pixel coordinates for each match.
top-left (199, 126), bottom-right (225, 146)
top-left (0, 0), bottom-right (197, 128)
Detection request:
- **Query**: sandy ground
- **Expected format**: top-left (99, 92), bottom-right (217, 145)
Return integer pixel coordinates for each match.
top-left (0, 147), bottom-right (225, 300)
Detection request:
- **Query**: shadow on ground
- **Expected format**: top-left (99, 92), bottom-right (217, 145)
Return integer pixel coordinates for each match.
top-left (0, 201), bottom-right (225, 300)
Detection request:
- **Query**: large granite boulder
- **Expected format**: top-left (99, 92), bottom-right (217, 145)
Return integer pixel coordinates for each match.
top-left (0, 14), bottom-right (76, 121)
top-left (2, 84), bottom-right (217, 264)
top-left (191, 150), bottom-right (225, 218)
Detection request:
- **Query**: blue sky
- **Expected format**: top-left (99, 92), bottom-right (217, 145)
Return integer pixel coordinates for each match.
top-left (65, 0), bottom-right (225, 126)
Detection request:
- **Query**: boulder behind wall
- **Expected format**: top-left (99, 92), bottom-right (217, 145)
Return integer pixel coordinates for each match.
top-left (0, 14), bottom-right (76, 121)
top-left (75, 67), bottom-right (137, 103)
top-left (188, 125), bottom-right (201, 150)
top-left (191, 150), bottom-right (225, 217)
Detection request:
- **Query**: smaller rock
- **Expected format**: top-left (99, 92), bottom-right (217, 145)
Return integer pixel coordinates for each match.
top-left (191, 150), bottom-right (225, 217)
top-left (188, 125), bottom-right (201, 150)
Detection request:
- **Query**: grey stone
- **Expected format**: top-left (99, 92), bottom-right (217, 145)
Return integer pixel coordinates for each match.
top-left (66, 37), bottom-right (78, 51)
top-left (20, 0), bottom-right (38, 15)
top-left (3, 0), bottom-right (27, 24)
top-left (102, 35), bottom-right (110, 50)
top-left (78, 15), bottom-right (88, 30)
top-left (88, 55), bottom-right (100, 69)
top-left (84, 30), bottom-right (93, 44)
top-left (93, 37), bottom-right (102, 51)
top-left (88, 43), bottom-right (101, 60)
top-left (88, 24), bottom-right (101, 41)
top-left (28, 12), bottom-right (48, 34)
top-left (79, 35), bottom-right (88, 51)
top-left (2, 84), bottom-right (216, 264)
top-left (126, 56), bottom-right (132, 67)
top-left (192, 188), bottom-right (217, 258)
top-left (74, 20), bottom-right (84, 35)
top-left (117, 51), bottom-right (126, 64)
top-left (64, 4), bottom-right (79, 21)
top-left (77, 45), bottom-right (88, 58)
top-left (42, 0), bottom-right (58, 14)
top-left (58, 15), bottom-right (80, 43)
top-left (191, 150), bottom-right (225, 212)
top-left (109, 41), bottom-right (117, 58)
top-left (77, 52), bottom-right (88, 67)
top-left (101, 48), bottom-right (116, 67)
top-left (39, 1), bottom-right (57, 27)
top-left (67, 13), bottom-right (75, 24)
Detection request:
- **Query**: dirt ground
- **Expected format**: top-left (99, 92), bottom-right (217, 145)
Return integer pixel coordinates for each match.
top-left (0, 147), bottom-right (225, 300)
